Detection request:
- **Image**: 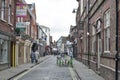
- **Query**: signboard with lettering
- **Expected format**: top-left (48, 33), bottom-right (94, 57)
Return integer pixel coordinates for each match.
top-left (16, 22), bottom-right (26, 28)
top-left (16, 3), bottom-right (27, 17)
top-left (16, 22), bottom-right (27, 35)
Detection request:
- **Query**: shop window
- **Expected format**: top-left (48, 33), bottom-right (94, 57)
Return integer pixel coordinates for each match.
top-left (0, 39), bottom-right (8, 64)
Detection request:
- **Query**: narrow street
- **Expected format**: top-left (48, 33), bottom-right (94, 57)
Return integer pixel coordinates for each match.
top-left (0, 0), bottom-right (119, 80)
top-left (13, 56), bottom-right (78, 80)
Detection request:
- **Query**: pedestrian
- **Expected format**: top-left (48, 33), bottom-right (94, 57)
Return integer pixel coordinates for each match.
top-left (35, 50), bottom-right (39, 63)
top-left (30, 51), bottom-right (35, 63)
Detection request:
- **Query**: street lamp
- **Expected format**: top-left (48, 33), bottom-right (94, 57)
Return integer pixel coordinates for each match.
top-left (87, 32), bottom-right (89, 36)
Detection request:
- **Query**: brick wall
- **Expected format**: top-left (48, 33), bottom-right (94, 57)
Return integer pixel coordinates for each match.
top-left (79, 0), bottom-right (119, 80)
top-left (0, 0), bottom-right (16, 34)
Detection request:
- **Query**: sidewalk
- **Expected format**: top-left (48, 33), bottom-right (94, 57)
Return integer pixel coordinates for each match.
top-left (73, 59), bottom-right (105, 80)
top-left (0, 55), bottom-right (50, 80)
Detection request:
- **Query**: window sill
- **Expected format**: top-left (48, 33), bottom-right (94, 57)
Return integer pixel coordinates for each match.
top-left (0, 19), bottom-right (7, 23)
top-left (101, 51), bottom-right (115, 59)
top-left (0, 62), bottom-right (8, 64)
top-left (104, 51), bottom-right (110, 54)
top-left (8, 23), bottom-right (13, 26)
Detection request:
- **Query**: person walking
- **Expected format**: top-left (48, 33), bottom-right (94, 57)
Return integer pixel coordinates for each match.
top-left (35, 50), bottom-right (39, 63)
top-left (30, 51), bottom-right (35, 63)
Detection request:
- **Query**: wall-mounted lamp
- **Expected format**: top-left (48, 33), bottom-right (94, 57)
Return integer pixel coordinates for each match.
top-left (87, 32), bottom-right (89, 36)
top-left (72, 9), bottom-right (77, 13)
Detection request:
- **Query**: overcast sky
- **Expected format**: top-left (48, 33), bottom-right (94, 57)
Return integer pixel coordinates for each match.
top-left (26, 0), bottom-right (78, 41)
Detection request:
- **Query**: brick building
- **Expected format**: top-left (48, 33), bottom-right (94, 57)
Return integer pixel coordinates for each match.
top-left (69, 25), bottom-right (78, 58)
top-left (15, 0), bottom-right (37, 65)
top-left (74, 0), bottom-right (120, 80)
top-left (0, 0), bottom-right (16, 70)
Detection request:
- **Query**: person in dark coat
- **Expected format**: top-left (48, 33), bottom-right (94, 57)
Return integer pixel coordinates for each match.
top-left (30, 51), bottom-right (35, 63)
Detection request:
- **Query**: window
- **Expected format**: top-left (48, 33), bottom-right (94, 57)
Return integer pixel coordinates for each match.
top-left (92, 26), bottom-right (96, 53)
top-left (8, 4), bottom-right (11, 23)
top-left (17, 17), bottom-right (23, 22)
top-left (80, 0), bottom-right (83, 15)
top-left (92, 25), bottom-right (95, 35)
top-left (17, 17), bottom-right (20, 22)
top-left (1, 0), bottom-right (5, 20)
top-left (104, 9), bottom-right (110, 52)
top-left (21, 17), bottom-right (23, 22)
top-left (104, 9), bottom-right (110, 28)
top-left (0, 39), bottom-right (8, 64)
top-left (97, 20), bottom-right (101, 30)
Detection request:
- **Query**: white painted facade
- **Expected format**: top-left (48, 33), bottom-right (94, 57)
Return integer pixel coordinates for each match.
top-left (40, 25), bottom-right (50, 46)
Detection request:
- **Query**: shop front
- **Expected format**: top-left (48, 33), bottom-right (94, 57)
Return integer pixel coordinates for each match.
top-left (0, 33), bottom-right (11, 70)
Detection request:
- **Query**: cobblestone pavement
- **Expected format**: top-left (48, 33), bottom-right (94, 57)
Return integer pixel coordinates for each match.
top-left (14, 56), bottom-right (73, 80)
top-left (0, 55), bottom-right (105, 80)
top-left (0, 56), bottom-right (50, 80)
top-left (73, 59), bottom-right (105, 80)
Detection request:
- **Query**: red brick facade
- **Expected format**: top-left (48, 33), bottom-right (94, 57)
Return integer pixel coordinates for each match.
top-left (0, 0), bottom-right (16, 70)
top-left (74, 0), bottom-right (120, 80)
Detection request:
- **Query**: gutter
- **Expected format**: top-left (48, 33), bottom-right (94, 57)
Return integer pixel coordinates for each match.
top-left (115, 0), bottom-right (119, 80)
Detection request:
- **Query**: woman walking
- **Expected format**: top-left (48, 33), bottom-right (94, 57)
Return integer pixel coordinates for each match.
top-left (35, 50), bottom-right (39, 63)
top-left (30, 51), bottom-right (35, 63)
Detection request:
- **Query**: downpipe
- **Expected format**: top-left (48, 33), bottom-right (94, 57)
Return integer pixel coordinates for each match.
top-left (115, 0), bottom-right (119, 80)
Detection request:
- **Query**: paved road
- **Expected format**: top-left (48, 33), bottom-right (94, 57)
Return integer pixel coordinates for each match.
top-left (13, 56), bottom-right (76, 80)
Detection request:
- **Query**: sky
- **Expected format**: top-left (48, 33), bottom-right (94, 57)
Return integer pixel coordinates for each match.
top-left (25, 0), bottom-right (78, 41)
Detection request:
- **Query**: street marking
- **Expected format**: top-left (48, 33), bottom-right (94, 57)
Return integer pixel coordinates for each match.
top-left (69, 67), bottom-right (78, 80)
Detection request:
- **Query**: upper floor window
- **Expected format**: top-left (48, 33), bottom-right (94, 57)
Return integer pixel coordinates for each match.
top-left (80, 0), bottom-right (83, 15)
top-left (17, 17), bottom-right (23, 22)
top-left (17, 17), bottom-right (20, 22)
top-left (1, 0), bottom-right (5, 20)
top-left (104, 9), bottom-right (110, 28)
top-left (21, 17), bottom-right (23, 22)
top-left (8, 4), bottom-right (11, 24)
top-left (92, 26), bottom-right (95, 35)
top-left (97, 20), bottom-right (101, 30)
top-left (104, 9), bottom-right (110, 52)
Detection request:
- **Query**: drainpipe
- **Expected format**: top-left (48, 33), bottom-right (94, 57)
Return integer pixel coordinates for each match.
top-left (115, 0), bottom-right (119, 80)
top-left (87, 0), bottom-right (90, 68)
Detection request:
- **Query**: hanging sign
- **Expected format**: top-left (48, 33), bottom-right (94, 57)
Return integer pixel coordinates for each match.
top-left (16, 3), bottom-right (27, 17)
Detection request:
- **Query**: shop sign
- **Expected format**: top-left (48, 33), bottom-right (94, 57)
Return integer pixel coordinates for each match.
top-left (16, 3), bottom-right (27, 17)
top-left (16, 22), bottom-right (26, 28)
